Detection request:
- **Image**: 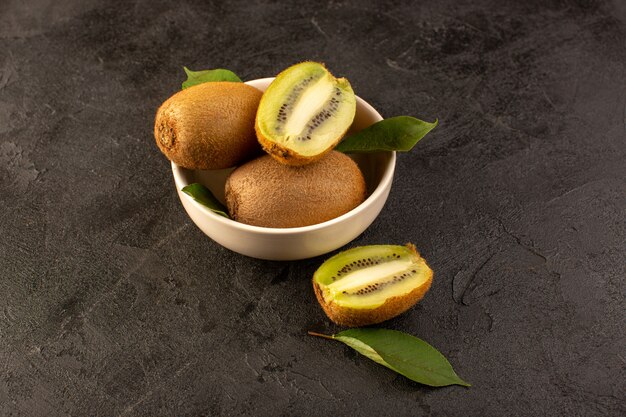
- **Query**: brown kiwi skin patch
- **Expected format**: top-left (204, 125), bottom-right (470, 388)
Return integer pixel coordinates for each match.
top-left (154, 82), bottom-right (263, 170)
top-left (224, 151), bottom-right (366, 228)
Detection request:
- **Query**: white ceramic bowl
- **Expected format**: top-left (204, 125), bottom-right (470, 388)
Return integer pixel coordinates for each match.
top-left (172, 77), bottom-right (396, 260)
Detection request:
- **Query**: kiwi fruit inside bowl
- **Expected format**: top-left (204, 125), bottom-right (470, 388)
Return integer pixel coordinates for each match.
top-left (155, 82), bottom-right (263, 170)
top-left (225, 151), bottom-right (366, 228)
top-left (172, 77), bottom-right (395, 260)
top-left (255, 62), bottom-right (356, 166)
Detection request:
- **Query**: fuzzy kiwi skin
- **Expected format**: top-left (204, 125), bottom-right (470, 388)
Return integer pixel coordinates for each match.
top-left (225, 151), bottom-right (366, 228)
top-left (313, 244), bottom-right (434, 327)
top-left (255, 61), bottom-right (355, 166)
top-left (154, 82), bottom-right (263, 170)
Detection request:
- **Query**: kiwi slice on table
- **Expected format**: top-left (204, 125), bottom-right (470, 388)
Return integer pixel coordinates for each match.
top-left (255, 62), bottom-right (356, 166)
top-left (313, 244), bottom-right (433, 327)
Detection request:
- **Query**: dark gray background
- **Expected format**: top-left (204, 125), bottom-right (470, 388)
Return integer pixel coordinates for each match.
top-left (1, 0), bottom-right (625, 415)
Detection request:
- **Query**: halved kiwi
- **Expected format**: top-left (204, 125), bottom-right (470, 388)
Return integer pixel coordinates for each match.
top-left (313, 244), bottom-right (433, 327)
top-left (255, 62), bottom-right (356, 166)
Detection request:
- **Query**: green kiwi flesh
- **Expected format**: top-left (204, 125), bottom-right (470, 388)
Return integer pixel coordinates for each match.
top-left (255, 62), bottom-right (356, 165)
top-left (313, 244), bottom-right (433, 326)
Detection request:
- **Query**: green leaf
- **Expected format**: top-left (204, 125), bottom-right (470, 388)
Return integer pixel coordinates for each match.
top-left (182, 67), bottom-right (242, 89)
top-left (309, 328), bottom-right (470, 388)
top-left (182, 183), bottom-right (230, 219)
top-left (335, 116), bottom-right (438, 153)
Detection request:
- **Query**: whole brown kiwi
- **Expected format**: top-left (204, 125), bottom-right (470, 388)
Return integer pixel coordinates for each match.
top-left (225, 151), bottom-right (366, 228)
top-left (154, 82), bottom-right (263, 170)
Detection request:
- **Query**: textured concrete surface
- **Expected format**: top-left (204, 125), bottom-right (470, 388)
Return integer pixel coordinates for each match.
top-left (1, 0), bottom-right (625, 415)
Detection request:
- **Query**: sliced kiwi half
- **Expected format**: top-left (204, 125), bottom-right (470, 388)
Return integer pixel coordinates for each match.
top-left (255, 62), bottom-right (356, 166)
top-left (313, 244), bottom-right (433, 327)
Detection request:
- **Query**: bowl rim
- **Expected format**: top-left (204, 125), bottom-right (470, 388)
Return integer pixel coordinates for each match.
top-left (172, 77), bottom-right (396, 235)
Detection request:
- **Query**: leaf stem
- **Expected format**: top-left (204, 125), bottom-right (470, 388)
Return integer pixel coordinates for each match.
top-left (307, 331), bottom-right (335, 340)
